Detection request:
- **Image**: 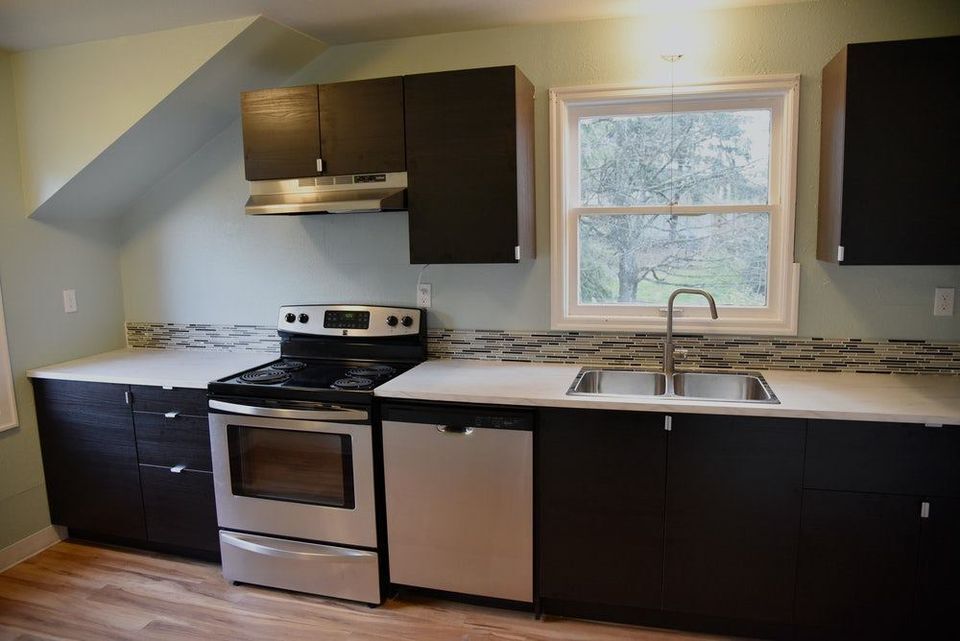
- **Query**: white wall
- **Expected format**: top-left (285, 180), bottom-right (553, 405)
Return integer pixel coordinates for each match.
top-left (12, 17), bottom-right (255, 214)
top-left (119, 0), bottom-right (960, 339)
top-left (0, 51), bottom-right (125, 549)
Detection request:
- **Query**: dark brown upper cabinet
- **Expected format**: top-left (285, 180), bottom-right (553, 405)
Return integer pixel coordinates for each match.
top-left (242, 85), bottom-right (321, 181)
top-left (241, 78), bottom-right (405, 181)
top-left (318, 77), bottom-right (405, 176)
top-left (404, 66), bottom-right (536, 264)
top-left (817, 36), bottom-right (960, 265)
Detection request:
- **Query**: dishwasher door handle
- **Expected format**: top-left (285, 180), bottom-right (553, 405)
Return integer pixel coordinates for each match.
top-left (436, 424), bottom-right (474, 435)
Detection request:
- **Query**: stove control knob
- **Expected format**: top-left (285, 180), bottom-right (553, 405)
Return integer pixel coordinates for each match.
top-left (298, 313), bottom-right (309, 323)
top-left (386, 315), bottom-right (399, 327)
top-left (401, 315), bottom-right (414, 327)
top-left (285, 313), bottom-right (296, 323)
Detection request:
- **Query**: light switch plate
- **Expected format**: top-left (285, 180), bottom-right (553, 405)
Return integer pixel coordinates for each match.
top-left (934, 287), bottom-right (955, 317)
top-left (62, 289), bottom-right (78, 314)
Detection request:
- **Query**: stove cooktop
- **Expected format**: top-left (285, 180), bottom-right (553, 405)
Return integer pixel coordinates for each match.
top-left (216, 358), bottom-right (412, 393)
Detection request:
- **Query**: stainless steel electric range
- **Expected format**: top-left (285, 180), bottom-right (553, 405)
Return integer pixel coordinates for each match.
top-left (207, 304), bottom-right (426, 604)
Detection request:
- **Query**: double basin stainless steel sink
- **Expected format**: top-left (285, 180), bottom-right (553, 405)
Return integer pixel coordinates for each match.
top-left (568, 369), bottom-right (779, 404)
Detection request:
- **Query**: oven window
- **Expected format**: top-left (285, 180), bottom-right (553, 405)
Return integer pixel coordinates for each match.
top-left (227, 426), bottom-right (355, 509)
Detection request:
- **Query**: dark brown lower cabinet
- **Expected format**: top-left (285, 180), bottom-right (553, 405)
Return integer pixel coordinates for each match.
top-left (33, 379), bottom-right (218, 558)
top-left (33, 380), bottom-right (146, 541)
top-left (917, 497), bottom-right (960, 638)
top-left (538, 408), bottom-right (666, 610)
top-left (796, 490), bottom-right (921, 640)
top-left (140, 465), bottom-right (219, 552)
top-left (662, 414), bottom-right (804, 625)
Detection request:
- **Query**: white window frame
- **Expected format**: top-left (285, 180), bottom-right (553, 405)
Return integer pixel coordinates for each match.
top-left (0, 283), bottom-right (18, 432)
top-left (549, 75), bottom-right (800, 335)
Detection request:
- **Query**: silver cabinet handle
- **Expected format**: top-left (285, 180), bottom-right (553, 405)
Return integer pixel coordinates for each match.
top-left (220, 531), bottom-right (372, 561)
top-left (170, 464), bottom-right (186, 473)
top-left (436, 425), bottom-right (474, 435)
top-left (164, 411), bottom-right (180, 419)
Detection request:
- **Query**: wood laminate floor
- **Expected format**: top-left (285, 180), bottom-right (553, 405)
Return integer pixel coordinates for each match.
top-left (0, 541), bottom-right (734, 641)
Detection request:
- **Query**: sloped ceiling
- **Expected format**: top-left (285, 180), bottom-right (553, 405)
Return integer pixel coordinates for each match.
top-left (18, 17), bottom-right (325, 222)
top-left (0, 0), bottom-right (815, 51)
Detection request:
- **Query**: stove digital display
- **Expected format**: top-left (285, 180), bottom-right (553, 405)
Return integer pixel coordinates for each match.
top-left (323, 310), bottom-right (371, 329)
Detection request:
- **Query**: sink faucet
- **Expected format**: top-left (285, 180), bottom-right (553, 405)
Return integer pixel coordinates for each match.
top-left (664, 288), bottom-right (719, 382)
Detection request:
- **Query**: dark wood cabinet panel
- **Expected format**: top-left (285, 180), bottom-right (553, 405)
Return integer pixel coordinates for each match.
top-left (130, 385), bottom-right (209, 417)
top-left (796, 490), bottom-right (920, 640)
top-left (134, 413), bottom-right (212, 471)
top-left (805, 421), bottom-right (960, 497)
top-left (318, 77), bottom-right (405, 176)
top-left (404, 65), bottom-right (535, 264)
top-left (241, 85), bottom-right (321, 181)
top-left (32, 380), bottom-right (146, 541)
top-left (140, 465), bottom-right (219, 553)
top-left (817, 35), bottom-right (960, 265)
top-left (662, 414), bottom-right (804, 624)
top-left (916, 497), bottom-right (960, 638)
top-left (538, 408), bottom-right (666, 610)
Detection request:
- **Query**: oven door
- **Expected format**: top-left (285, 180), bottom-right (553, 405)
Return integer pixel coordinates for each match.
top-left (208, 399), bottom-right (376, 548)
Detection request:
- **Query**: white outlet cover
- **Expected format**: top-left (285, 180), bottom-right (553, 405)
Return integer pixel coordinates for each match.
top-left (933, 287), bottom-right (955, 317)
top-left (62, 289), bottom-right (77, 314)
top-left (417, 283), bottom-right (432, 308)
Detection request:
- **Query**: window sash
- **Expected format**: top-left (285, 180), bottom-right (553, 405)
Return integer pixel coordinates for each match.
top-left (0, 284), bottom-right (18, 432)
top-left (550, 75), bottom-right (800, 335)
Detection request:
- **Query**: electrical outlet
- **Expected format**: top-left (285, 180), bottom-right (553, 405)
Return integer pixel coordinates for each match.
top-left (417, 283), bottom-right (432, 308)
top-left (934, 287), bottom-right (955, 317)
top-left (62, 289), bottom-right (78, 314)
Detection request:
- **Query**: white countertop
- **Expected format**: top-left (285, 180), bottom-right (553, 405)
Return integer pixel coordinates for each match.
top-left (375, 360), bottom-right (960, 425)
top-left (27, 348), bottom-right (274, 389)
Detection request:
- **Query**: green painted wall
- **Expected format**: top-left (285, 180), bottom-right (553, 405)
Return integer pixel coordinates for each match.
top-left (0, 50), bottom-right (125, 550)
top-left (119, 0), bottom-right (960, 339)
top-left (12, 17), bottom-right (256, 215)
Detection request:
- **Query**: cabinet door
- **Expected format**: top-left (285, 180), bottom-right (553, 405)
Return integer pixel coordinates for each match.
top-left (842, 36), bottom-right (960, 265)
top-left (241, 85), bottom-right (321, 181)
top-left (796, 490), bottom-right (920, 640)
top-left (33, 380), bottom-right (146, 540)
top-left (404, 66), bottom-right (534, 264)
top-left (318, 77), bottom-right (405, 176)
top-left (916, 497), bottom-right (960, 638)
top-left (140, 465), bottom-right (219, 553)
top-left (538, 408), bottom-right (666, 609)
top-left (662, 414), bottom-right (803, 623)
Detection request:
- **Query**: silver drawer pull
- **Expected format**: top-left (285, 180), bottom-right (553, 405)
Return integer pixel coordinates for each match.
top-left (164, 411), bottom-right (180, 419)
top-left (170, 464), bottom-right (186, 473)
top-left (436, 425), bottom-right (474, 435)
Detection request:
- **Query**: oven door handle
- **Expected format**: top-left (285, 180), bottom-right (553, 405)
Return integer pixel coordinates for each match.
top-left (208, 399), bottom-right (368, 422)
top-left (220, 532), bottom-right (373, 562)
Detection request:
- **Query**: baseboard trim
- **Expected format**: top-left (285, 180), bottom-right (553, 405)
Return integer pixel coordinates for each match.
top-left (0, 525), bottom-right (65, 573)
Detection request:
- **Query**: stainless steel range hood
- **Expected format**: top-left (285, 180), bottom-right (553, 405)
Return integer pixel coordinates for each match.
top-left (245, 172), bottom-right (407, 215)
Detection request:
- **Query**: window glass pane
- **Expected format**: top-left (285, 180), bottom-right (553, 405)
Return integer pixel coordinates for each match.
top-left (578, 213), bottom-right (769, 307)
top-left (579, 109), bottom-right (771, 206)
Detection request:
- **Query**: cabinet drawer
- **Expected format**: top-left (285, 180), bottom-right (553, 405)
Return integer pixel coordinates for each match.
top-left (140, 465), bottom-right (218, 552)
top-left (134, 413), bottom-right (212, 471)
top-left (805, 421), bottom-right (960, 497)
top-left (130, 385), bottom-right (208, 416)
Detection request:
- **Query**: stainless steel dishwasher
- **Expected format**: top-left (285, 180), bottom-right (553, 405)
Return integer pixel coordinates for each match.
top-left (381, 403), bottom-right (533, 603)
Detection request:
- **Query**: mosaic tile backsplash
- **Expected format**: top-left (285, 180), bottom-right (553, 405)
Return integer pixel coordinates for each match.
top-left (126, 322), bottom-right (960, 375)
